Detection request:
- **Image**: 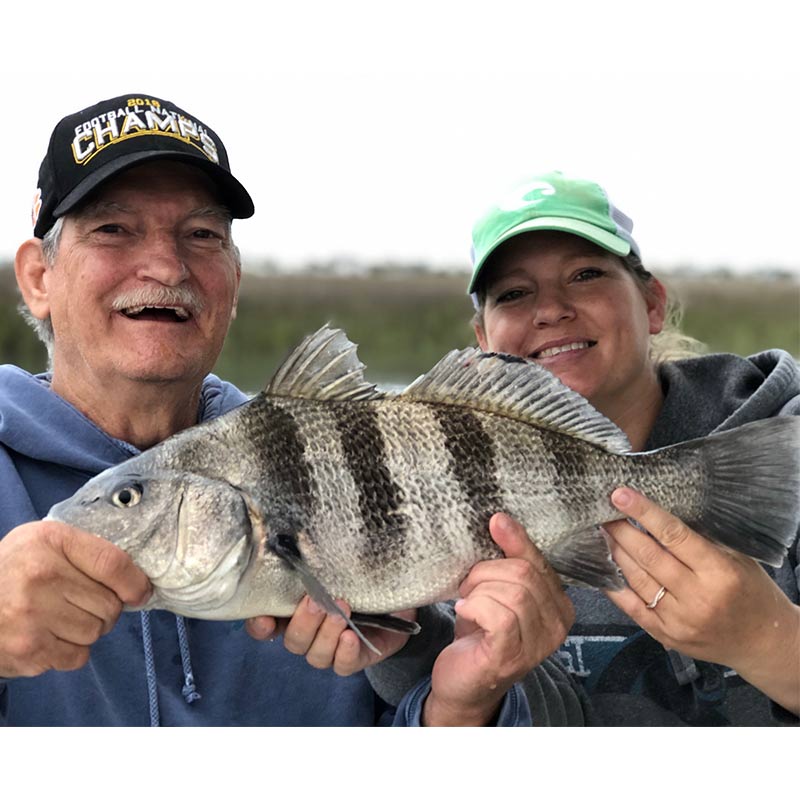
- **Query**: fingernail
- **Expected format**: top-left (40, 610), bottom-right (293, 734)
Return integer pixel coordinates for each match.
top-left (612, 488), bottom-right (632, 508)
top-left (307, 598), bottom-right (322, 615)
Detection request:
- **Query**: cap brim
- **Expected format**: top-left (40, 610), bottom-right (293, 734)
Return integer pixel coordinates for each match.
top-left (53, 150), bottom-right (255, 220)
top-left (468, 217), bottom-right (632, 294)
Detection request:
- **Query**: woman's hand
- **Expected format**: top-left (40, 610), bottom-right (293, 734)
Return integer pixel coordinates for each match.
top-left (604, 487), bottom-right (800, 714)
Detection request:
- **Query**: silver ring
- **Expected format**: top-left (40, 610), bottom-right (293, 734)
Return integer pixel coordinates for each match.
top-left (646, 585), bottom-right (667, 609)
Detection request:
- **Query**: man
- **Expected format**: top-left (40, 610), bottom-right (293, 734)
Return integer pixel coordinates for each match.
top-left (0, 93), bottom-right (576, 725)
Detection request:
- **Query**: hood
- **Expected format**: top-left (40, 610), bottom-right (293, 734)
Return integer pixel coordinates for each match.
top-left (0, 365), bottom-right (248, 474)
top-left (647, 349), bottom-right (800, 449)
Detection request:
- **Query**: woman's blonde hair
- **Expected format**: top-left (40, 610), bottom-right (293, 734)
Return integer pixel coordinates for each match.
top-left (620, 252), bottom-right (706, 363)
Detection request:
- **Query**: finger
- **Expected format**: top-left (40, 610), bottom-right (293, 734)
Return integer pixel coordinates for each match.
top-left (604, 516), bottom-right (687, 599)
top-left (461, 514), bottom-right (560, 598)
top-left (50, 523), bottom-right (152, 606)
top-left (603, 583), bottom-right (668, 636)
top-left (610, 488), bottom-right (714, 571)
top-left (454, 593), bottom-right (523, 662)
top-left (282, 596), bottom-right (328, 656)
top-left (331, 630), bottom-right (369, 676)
top-left (30, 636), bottom-right (93, 676)
top-left (245, 615), bottom-right (279, 641)
top-left (58, 576), bottom-right (122, 644)
top-left (41, 597), bottom-right (115, 646)
top-left (303, 602), bottom-right (351, 669)
top-left (489, 512), bottom-right (543, 563)
top-left (605, 534), bottom-right (675, 614)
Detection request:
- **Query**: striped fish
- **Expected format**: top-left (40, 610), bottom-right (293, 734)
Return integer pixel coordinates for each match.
top-left (48, 326), bottom-right (800, 652)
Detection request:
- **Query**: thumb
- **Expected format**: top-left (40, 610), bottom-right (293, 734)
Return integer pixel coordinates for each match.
top-left (489, 512), bottom-right (540, 560)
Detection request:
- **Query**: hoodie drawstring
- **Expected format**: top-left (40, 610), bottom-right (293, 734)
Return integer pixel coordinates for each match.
top-left (176, 615), bottom-right (201, 704)
top-left (140, 611), bottom-right (201, 726)
top-left (140, 610), bottom-right (160, 727)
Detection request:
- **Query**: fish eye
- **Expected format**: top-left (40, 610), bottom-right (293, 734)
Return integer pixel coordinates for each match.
top-left (111, 483), bottom-right (144, 508)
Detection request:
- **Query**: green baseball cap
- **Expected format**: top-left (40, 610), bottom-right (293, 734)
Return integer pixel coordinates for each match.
top-left (468, 171), bottom-right (640, 294)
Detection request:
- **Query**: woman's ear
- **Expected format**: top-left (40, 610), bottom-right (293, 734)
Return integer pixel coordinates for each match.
top-left (473, 319), bottom-right (489, 351)
top-left (14, 239), bottom-right (51, 320)
top-left (646, 278), bottom-right (667, 335)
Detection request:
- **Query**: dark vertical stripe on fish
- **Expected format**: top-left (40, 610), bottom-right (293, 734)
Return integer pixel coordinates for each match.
top-left (539, 427), bottom-right (594, 513)
top-left (433, 406), bottom-right (503, 546)
top-left (331, 404), bottom-right (408, 569)
top-left (252, 398), bottom-right (317, 540)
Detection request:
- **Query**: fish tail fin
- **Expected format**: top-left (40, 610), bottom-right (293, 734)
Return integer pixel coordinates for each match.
top-left (675, 417), bottom-right (800, 566)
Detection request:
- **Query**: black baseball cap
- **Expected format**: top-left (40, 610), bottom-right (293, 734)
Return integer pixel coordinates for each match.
top-left (32, 92), bottom-right (255, 238)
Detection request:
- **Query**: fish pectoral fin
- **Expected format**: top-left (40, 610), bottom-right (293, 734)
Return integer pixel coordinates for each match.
top-left (547, 525), bottom-right (624, 590)
top-left (268, 532), bottom-right (383, 657)
top-left (350, 613), bottom-right (421, 636)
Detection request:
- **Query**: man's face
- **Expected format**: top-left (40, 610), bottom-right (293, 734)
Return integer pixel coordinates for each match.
top-left (41, 161), bottom-right (241, 391)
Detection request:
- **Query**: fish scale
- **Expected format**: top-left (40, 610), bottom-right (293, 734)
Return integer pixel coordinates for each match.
top-left (48, 326), bottom-right (800, 649)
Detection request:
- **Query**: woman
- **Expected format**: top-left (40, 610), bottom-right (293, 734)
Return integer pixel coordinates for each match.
top-left (368, 170), bottom-right (799, 725)
top-left (466, 170), bottom-right (799, 724)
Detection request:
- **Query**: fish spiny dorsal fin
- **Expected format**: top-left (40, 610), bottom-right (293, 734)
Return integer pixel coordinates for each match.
top-left (400, 348), bottom-right (631, 453)
top-left (266, 324), bottom-right (384, 401)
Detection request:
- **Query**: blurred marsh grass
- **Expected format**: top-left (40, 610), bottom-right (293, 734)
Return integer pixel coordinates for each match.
top-left (2, 267), bottom-right (798, 394)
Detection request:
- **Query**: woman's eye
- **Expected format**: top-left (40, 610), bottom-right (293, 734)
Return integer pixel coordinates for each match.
top-left (496, 289), bottom-right (525, 303)
top-left (574, 268), bottom-right (604, 282)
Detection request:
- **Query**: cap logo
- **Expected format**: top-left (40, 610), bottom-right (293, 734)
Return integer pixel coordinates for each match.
top-left (498, 181), bottom-right (555, 212)
top-left (70, 97), bottom-right (220, 167)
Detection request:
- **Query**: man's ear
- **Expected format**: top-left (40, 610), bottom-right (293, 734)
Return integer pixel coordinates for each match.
top-left (14, 239), bottom-right (51, 320)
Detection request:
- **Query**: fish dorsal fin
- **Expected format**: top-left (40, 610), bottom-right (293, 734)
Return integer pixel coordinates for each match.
top-left (266, 324), bottom-right (383, 401)
top-left (400, 348), bottom-right (631, 453)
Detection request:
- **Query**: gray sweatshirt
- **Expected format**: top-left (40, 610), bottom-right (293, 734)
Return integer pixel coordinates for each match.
top-left (367, 349), bottom-right (800, 725)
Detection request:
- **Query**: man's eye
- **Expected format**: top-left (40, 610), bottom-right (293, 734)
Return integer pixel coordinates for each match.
top-left (94, 223), bottom-right (124, 234)
top-left (192, 229), bottom-right (222, 239)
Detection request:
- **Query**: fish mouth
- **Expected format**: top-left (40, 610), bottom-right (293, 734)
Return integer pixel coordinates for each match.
top-left (531, 339), bottom-right (597, 360)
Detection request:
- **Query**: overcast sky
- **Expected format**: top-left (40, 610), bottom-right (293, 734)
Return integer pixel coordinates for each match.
top-left (2, 3), bottom-right (798, 279)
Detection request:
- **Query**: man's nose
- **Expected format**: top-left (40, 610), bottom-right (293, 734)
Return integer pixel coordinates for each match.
top-left (136, 234), bottom-right (189, 285)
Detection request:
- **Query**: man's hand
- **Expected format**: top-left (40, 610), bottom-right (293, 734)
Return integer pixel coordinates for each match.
top-left (0, 520), bottom-right (152, 678)
top-left (423, 512), bottom-right (574, 726)
top-left (246, 599), bottom-right (416, 676)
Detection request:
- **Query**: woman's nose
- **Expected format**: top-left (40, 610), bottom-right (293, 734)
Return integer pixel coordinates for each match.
top-left (531, 288), bottom-right (576, 327)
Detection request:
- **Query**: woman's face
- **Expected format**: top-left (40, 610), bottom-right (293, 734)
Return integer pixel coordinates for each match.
top-left (474, 231), bottom-right (666, 421)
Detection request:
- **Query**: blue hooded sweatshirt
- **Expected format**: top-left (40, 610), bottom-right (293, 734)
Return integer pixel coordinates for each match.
top-left (0, 365), bottom-right (530, 726)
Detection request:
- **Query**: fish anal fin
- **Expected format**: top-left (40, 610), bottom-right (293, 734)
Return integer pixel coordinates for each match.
top-left (547, 525), bottom-right (623, 589)
top-left (350, 613), bottom-right (421, 636)
top-left (267, 531), bottom-right (383, 656)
